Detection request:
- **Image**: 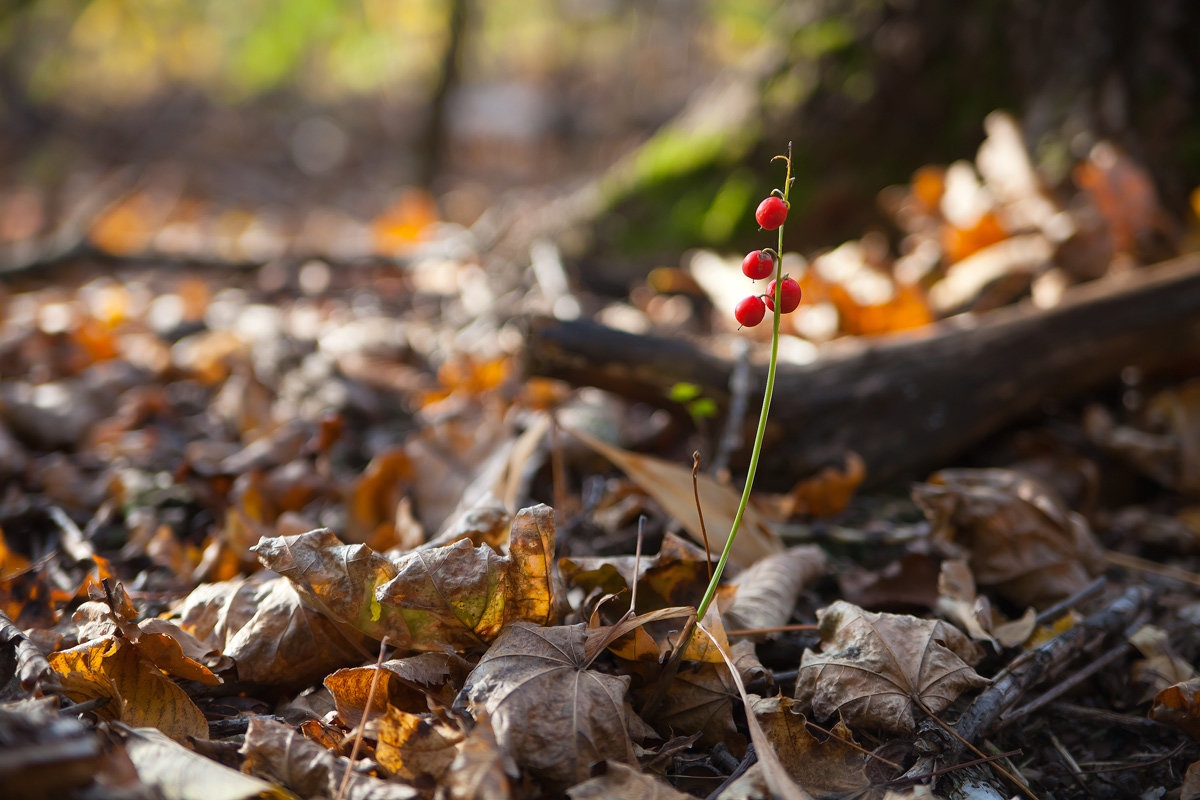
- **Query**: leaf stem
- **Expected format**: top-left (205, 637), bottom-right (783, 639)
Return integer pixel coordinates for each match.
top-left (696, 143), bottom-right (792, 620)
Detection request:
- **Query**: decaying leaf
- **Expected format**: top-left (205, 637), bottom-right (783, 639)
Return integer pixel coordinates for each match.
top-left (1086, 380), bottom-right (1200, 495)
top-left (567, 426), bottom-right (782, 568)
top-left (49, 635), bottom-right (209, 742)
top-left (122, 726), bottom-right (294, 800)
top-left (376, 707), bottom-right (464, 784)
top-left (455, 622), bottom-right (644, 788)
top-left (1151, 677), bottom-right (1200, 738)
top-left (175, 573), bottom-right (372, 688)
top-left (725, 546), bottom-right (826, 632)
top-left (639, 662), bottom-right (742, 749)
top-left (914, 468), bottom-right (1105, 607)
top-left (1182, 759), bottom-right (1200, 800)
top-left (796, 601), bottom-right (987, 734)
top-left (253, 505), bottom-right (560, 652)
top-left (442, 712), bottom-right (514, 800)
top-left (936, 560), bottom-right (1036, 649)
top-left (1130, 625), bottom-right (1196, 696)
top-left (241, 716), bottom-right (418, 800)
top-left (567, 761), bottom-right (694, 800)
top-left (325, 652), bottom-right (459, 726)
top-left (751, 694), bottom-right (881, 800)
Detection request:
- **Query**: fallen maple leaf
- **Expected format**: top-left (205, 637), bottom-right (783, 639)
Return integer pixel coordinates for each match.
top-left (253, 505), bottom-right (561, 652)
top-left (455, 622), bottom-right (646, 789)
top-left (914, 468), bottom-right (1105, 607)
top-left (796, 601), bottom-right (987, 734)
top-left (50, 635), bottom-right (209, 742)
top-left (175, 573), bottom-right (373, 689)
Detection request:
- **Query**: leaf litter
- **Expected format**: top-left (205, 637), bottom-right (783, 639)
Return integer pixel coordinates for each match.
top-left (2, 112), bottom-right (1200, 800)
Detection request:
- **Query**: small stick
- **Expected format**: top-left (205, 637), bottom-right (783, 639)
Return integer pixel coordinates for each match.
top-left (335, 636), bottom-right (390, 800)
top-left (999, 641), bottom-right (1132, 727)
top-left (886, 749), bottom-right (1022, 789)
top-left (630, 516), bottom-right (646, 614)
top-left (1034, 576), bottom-right (1107, 626)
top-left (549, 413), bottom-right (570, 522)
top-left (1048, 733), bottom-right (1088, 791)
top-left (801, 719), bottom-right (901, 769)
top-left (704, 744), bottom-right (757, 800)
top-left (915, 697), bottom-right (1041, 800)
top-left (1105, 550), bottom-right (1200, 588)
top-left (692, 452), bottom-right (713, 581)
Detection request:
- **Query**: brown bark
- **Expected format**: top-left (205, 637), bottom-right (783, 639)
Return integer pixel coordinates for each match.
top-left (524, 254), bottom-right (1200, 489)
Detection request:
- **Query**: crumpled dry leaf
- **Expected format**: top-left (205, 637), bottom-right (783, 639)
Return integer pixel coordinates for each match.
top-left (376, 707), bottom-right (463, 784)
top-left (122, 726), bottom-right (294, 800)
top-left (49, 635), bottom-right (209, 742)
top-left (567, 761), bottom-right (694, 800)
top-left (567, 426), bottom-right (782, 568)
top-left (751, 694), bottom-right (881, 800)
top-left (253, 505), bottom-right (560, 652)
top-left (1151, 677), bottom-right (1200, 738)
top-left (1182, 759), bottom-right (1200, 800)
top-left (442, 712), bottom-right (514, 800)
top-left (914, 468), bottom-right (1105, 607)
top-left (562, 532), bottom-right (716, 614)
top-left (241, 716), bottom-right (418, 800)
top-left (796, 601), bottom-right (987, 734)
top-left (1086, 381), bottom-right (1200, 495)
top-left (74, 584), bottom-right (222, 684)
top-left (175, 572), bottom-right (372, 689)
top-left (455, 622), bottom-right (644, 789)
top-left (936, 560), bottom-right (1036, 649)
top-left (324, 652), bottom-right (459, 726)
top-left (725, 546), bottom-right (826, 632)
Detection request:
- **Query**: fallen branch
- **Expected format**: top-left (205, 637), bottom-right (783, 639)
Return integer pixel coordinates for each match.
top-left (525, 254), bottom-right (1200, 488)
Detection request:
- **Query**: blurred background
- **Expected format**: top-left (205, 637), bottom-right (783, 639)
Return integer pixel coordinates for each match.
top-left (2, 0), bottom-right (1198, 284)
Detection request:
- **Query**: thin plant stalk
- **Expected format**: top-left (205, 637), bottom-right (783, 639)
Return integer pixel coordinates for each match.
top-left (696, 145), bottom-right (792, 620)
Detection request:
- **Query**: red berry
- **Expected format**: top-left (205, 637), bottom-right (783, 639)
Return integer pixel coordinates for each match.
top-left (741, 250), bottom-right (774, 280)
top-left (755, 196), bottom-right (788, 230)
top-left (734, 295), bottom-right (766, 327)
top-left (764, 277), bottom-right (802, 314)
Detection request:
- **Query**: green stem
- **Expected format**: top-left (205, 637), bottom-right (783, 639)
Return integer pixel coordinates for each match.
top-left (696, 146), bottom-right (791, 620)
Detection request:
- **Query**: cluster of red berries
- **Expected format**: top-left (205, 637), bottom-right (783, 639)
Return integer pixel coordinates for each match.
top-left (734, 195), bottom-right (800, 328)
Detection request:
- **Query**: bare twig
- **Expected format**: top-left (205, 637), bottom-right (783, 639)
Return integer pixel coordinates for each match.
top-left (692, 452), bottom-right (713, 581)
top-left (335, 636), bottom-right (390, 800)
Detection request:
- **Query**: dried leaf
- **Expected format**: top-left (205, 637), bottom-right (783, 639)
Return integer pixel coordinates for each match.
top-left (1183, 759), bottom-right (1200, 800)
top-left (1086, 381), bottom-right (1200, 495)
top-left (567, 761), bottom-right (694, 800)
top-left (567, 426), bottom-right (782, 568)
top-left (122, 726), bottom-right (294, 800)
top-left (175, 574), bottom-right (372, 689)
top-left (254, 505), bottom-right (560, 652)
top-left (49, 635), bottom-right (208, 742)
top-left (936, 560), bottom-right (1035, 649)
top-left (241, 717), bottom-right (418, 800)
top-left (562, 532), bottom-right (716, 614)
top-left (1151, 677), bottom-right (1200, 738)
top-left (914, 468), bottom-right (1105, 607)
top-left (725, 546), bottom-right (826, 632)
top-left (376, 707), bottom-right (463, 783)
top-left (642, 662), bottom-right (741, 749)
top-left (455, 622), bottom-right (643, 789)
top-left (325, 653), bottom-right (458, 726)
top-left (796, 601), bottom-right (987, 734)
top-left (751, 694), bottom-right (881, 800)
top-left (442, 712), bottom-right (514, 800)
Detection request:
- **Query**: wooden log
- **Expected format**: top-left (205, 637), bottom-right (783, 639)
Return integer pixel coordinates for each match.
top-left (524, 254), bottom-right (1200, 489)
